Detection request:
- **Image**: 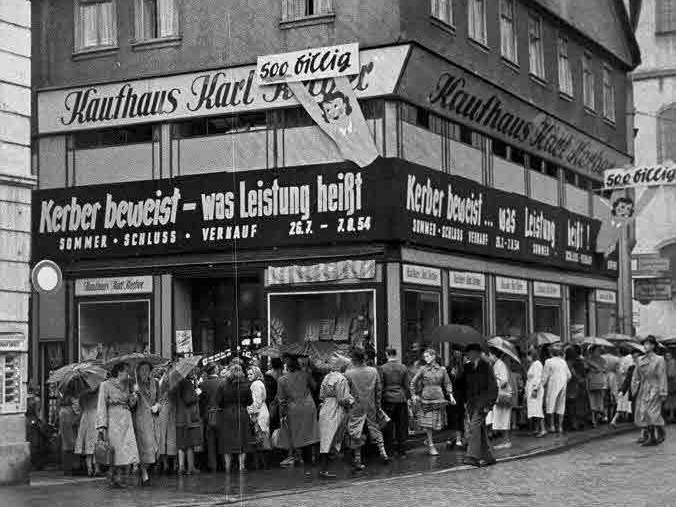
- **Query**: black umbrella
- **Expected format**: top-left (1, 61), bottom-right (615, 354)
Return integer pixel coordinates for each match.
top-left (427, 324), bottom-right (486, 349)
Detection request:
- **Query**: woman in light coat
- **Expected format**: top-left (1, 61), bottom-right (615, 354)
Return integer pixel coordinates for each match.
top-left (132, 362), bottom-right (160, 485)
top-left (75, 388), bottom-right (100, 476)
top-left (586, 346), bottom-right (608, 427)
top-left (96, 363), bottom-right (140, 488)
top-left (317, 354), bottom-right (353, 478)
top-left (525, 347), bottom-right (546, 437)
top-left (543, 345), bottom-right (571, 433)
top-left (247, 365), bottom-right (271, 469)
top-left (487, 350), bottom-right (513, 449)
top-left (632, 336), bottom-right (668, 446)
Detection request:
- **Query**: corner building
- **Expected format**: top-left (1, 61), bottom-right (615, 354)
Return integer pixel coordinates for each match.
top-left (31, 0), bottom-right (640, 402)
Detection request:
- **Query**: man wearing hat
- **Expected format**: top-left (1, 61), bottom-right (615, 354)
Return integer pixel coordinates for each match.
top-left (632, 335), bottom-right (668, 446)
top-left (461, 343), bottom-right (498, 467)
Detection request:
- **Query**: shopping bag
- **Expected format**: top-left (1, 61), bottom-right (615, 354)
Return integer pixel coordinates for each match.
top-left (271, 422), bottom-right (291, 450)
top-left (94, 435), bottom-right (114, 467)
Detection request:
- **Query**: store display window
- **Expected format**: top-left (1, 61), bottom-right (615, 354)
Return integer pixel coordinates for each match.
top-left (403, 290), bottom-right (441, 366)
top-left (78, 300), bottom-right (150, 362)
top-left (268, 289), bottom-right (376, 353)
top-left (449, 295), bottom-right (485, 334)
top-left (596, 304), bottom-right (618, 336)
top-left (496, 299), bottom-right (527, 339)
top-left (534, 303), bottom-right (561, 335)
top-left (570, 286), bottom-right (591, 339)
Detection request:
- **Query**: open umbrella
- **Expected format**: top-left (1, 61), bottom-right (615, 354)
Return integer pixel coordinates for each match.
top-left (104, 352), bottom-right (167, 372)
top-left (47, 361), bottom-right (107, 396)
top-left (528, 332), bottom-right (561, 347)
top-left (282, 341), bottom-right (351, 361)
top-left (427, 324), bottom-right (485, 349)
top-left (618, 341), bottom-right (646, 354)
top-left (602, 353), bottom-right (621, 372)
top-left (581, 336), bottom-right (614, 348)
top-left (257, 344), bottom-right (283, 358)
top-left (487, 337), bottom-right (522, 365)
top-left (602, 333), bottom-right (636, 343)
top-left (160, 355), bottom-right (204, 394)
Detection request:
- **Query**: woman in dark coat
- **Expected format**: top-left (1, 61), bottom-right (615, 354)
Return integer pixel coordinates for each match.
top-left (565, 345), bottom-right (590, 430)
top-left (175, 374), bottom-right (201, 475)
top-left (217, 362), bottom-right (254, 473)
top-left (445, 350), bottom-right (466, 449)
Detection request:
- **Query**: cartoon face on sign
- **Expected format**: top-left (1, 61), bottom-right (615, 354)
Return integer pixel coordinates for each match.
top-left (611, 196), bottom-right (635, 222)
top-left (318, 91), bottom-right (354, 136)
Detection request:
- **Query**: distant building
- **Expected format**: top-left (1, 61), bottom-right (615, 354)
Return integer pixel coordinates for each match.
top-left (630, 0), bottom-right (676, 336)
top-left (0, 0), bottom-right (33, 486)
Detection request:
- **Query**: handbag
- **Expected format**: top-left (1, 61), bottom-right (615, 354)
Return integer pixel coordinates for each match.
top-left (271, 419), bottom-right (291, 450)
top-left (495, 391), bottom-right (513, 408)
top-left (94, 434), bottom-right (114, 467)
top-left (207, 408), bottom-right (221, 429)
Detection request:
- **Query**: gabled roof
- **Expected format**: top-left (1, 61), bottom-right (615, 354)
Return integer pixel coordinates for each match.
top-left (533, 0), bottom-right (641, 69)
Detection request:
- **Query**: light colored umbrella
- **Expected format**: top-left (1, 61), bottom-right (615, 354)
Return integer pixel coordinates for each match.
top-left (487, 337), bottom-right (522, 365)
top-left (581, 336), bottom-right (614, 348)
top-left (104, 352), bottom-right (167, 371)
top-left (47, 361), bottom-right (106, 396)
top-left (528, 332), bottom-right (561, 347)
top-left (160, 355), bottom-right (203, 394)
top-left (602, 333), bottom-right (636, 343)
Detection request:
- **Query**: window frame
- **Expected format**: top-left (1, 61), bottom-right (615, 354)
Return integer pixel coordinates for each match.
top-left (602, 64), bottom-right (616, 123)
top-left (468, 0), bottom-right (487, 46)
top-left (528, 12), bottom-right (545, 80)
top-left (133, 0), bottom-right (179, 42)
top-left (500, 0), bottom-right (518, 64)
top-left (656, 0), bottom-right (676, 34)
top-left (557, 35), bottom-right (573, 97)
top-left (431, 0), bottom-right (454, 27)
top-left (582, 52), bottom-right (596, 112)
top-left (73, 0), bottom-right (118, 53)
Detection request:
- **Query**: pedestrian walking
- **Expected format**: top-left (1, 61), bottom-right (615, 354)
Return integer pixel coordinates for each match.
top-left (461, 344), bottom-right (498, 468)
top-left (663, 351), bottom-right (676, 422)
top-left (445, 350), bottom-right (466, 449)
top-left (132, 362), bottom-right (160, 485)
top-left (564, 345), bottom-right (589, 430)
top-left (58, 395), bottom-right (80, 475)
top-left (218, 362), bottom-right (254, 473)
top-left (156, 388), bottom-right (177, 474)
top-left (199, 363), bottom-right (223, 472)
top-left (525, 347), bottom-right (546, 437)
top-left (175, 374), bottom-right (201, 475)
top-left (586, 346), bottom-right (608, 427)
top-left (379, 348), bottom-right (411, 457)
top-left (277, 354), bottom-right (320, 475)
top-left (486, 350), bottom-right (512, 449)
top-left (247, 365), bottom-right (272, 469)
top-left (96, 363), bottom-right (140, 488)
top-left (632, 336), bottom-right (668, 446)
top-left (265, 358), bottom-right (283, 433)
top-left (317, 354), bottom-right (354, 478)
top-left (75, 389), bottom-right (101, 476)
top-left (543, 345), bottom-right (571, 433)
top-left (345, 348), bottom-right (390, 468)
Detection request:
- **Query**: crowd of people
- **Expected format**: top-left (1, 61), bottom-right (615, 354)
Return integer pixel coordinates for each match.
top-left (36, 334), bottom-right (676, 488)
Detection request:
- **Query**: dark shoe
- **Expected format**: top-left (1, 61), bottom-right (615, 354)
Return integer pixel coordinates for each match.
top-left (481, 458), bottom-right (497, 467)
top-left (462, 457), bottom-right (481, 467)
top-left (641, 437), bottom-right (658, 447)
top-left (319, 471), bottom-right (337, 479)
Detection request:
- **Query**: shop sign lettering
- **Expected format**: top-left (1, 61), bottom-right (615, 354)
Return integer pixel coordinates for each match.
top-left (75, 276), bottom-right (153, 296)
top-left (496, 276), bottom-right (528, 295)
top-left (533, 282), bottom-right (562, 299)
top-left (256, 43), bottom-right (360, 85)
top-left (448, 271), bottom-right (486, 291)
top-left (37, 46), bottom-right (410, 134)
top-left (604, 163), bottom-right (676, 190)
top-left (402, 264), bottom-right (441, 287)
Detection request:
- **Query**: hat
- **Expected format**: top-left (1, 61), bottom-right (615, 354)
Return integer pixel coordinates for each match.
top-left (642, 335), bottom-right (659, 347)
top-left (328, 353), bottom-right (351, 371)
top-left (465, 343), bottom-right (483, 353)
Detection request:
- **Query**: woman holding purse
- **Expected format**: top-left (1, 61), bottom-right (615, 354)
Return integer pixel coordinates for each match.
top-left (96, 362), bottom-right (140, 488)
top-left (247, 366), bottom-right (271, 470)
top-left (525, 347), bottom-right (546, 437)
top-left (487, 349), bottom-right (513, 449)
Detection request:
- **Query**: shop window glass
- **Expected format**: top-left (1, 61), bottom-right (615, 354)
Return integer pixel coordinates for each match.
top-left (570, 286), bottom-right (590, 339)
top-left (173, 113), bottom-right (267, 139)
top-left (534, 304), bottom-right (561, 335)
top-left (403, 290), bottom-right (441, 366)
top-left (79, 300), bottom-right (150, 362)
top-left (596, 304), bottom-right (618, 336)
top-left (268, 290), bottom-right (376, 354)
top-left (74, 124), bottom-right (154, 149)
top-left (449, 295), bottom-right (484, 333)
top-left (495, 299), bottom-right (527, 339)
top-left (492, 139), bottom-right (508, 159)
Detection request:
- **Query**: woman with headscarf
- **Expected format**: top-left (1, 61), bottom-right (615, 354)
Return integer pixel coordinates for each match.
top-left (175, 371), bottom-right (201, 475)
top-left (410, 348), bottom-right (455, 456)
top-left (277, 354), bottom-right (320, 476)
top-left (586, 346), bottom-right (608, 427)
top-left (525, 347), bottom-right (546, 437)
top-left (132, 362), bottom-right (160, 485)
top-left (543, 345), bottom-right (571, 434)
top-left (317, 354), bottom-right (354, 478)
top-left (632, 336), bottom-right (668, 446)
top-left (217, 362), bottom-right (254, 473)
top-left (247, 365), bottom-right (271, 469)
top-left (75, 387), bottom-right (101, 476)
top-left (96, 362), bottom-right (140, 488)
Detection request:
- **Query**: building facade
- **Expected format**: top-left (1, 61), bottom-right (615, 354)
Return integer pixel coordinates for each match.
top-left (0, 0), bottom-right (33, 486)
top-left (630, 0), bottom-right (676, 336)
top-left (31, 0), bottom-right (639, 403)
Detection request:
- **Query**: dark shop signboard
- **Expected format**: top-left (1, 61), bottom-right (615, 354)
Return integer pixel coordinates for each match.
top-left (399, 162), bottom-right (605, 273)
top-left (32, 161), bottom-right (394, 262)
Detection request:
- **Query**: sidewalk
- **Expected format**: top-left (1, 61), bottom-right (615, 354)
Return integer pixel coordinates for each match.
top-left (6, 423), bottom-right (636, 507)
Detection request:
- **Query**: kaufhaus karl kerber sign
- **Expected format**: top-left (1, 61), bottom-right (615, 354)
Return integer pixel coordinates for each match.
top-left (33, 159), bottom-right (615, 276)
top-left (397, 47), bottom-right (631, 180)
top-left (36, 45), bottom-right (410, 134)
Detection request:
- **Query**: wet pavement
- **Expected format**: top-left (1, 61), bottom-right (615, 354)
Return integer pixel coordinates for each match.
top-left (0, 423), bottom-right (637, 507)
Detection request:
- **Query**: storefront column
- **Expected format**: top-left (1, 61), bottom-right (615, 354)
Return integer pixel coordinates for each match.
top-left (154, 275), bottom-right (174, 358)
top-left (386, 262), bottom-right (402, 356)
top-left (487, 275), bottom-right (497, 336)
top-left (441, 270), bottom-right (450, 361)
top-left (588, 291), bottom-right (597, 337)
top-left (527, 282), bottom-right (535, 335)
top-left (561, 285), bottom-right (571, 342)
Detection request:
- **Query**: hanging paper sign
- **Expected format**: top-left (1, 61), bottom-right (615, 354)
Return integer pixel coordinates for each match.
top-left (256, 43), bottom-right (360, 85)
top-left (596, 188), bottom-right (658, 255)
top-left (175, 330), bottom-right (193, 354)
top-left (603, 162), bottom-right (676, 190)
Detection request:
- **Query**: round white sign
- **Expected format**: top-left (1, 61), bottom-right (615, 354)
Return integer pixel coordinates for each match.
top-left (31, 260), bottom-right (63, 294)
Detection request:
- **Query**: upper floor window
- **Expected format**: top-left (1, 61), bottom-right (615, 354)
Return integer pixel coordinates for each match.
top-left (500, 0), bottom-right (518, 63)
top-left (173, 112), bottom-right (268, 139)
top-left (74, 0), bottom-right (117, 51)
top-left (528, 13), bottom-right (545, 79)
top-left (134, 0), bottom-right (178, 41)
top-left (656, 0), bottom-right (676, 34)
top-left (431, 0), bottom-right (453, 26)
top-left (583, 53), bottom-right (595, 111)
top-left (468, 0), bottom-right (487, 45)
top-left (602, 66), bottom-right (615, 122)
top-left (557, 36), bottom-right (573, 97)
top-left (282, 0), bottom-right (333, 22)
top-left (74, 124), bottom-right (154, 149)
top-left (658, 104), bottom-right (676, 163)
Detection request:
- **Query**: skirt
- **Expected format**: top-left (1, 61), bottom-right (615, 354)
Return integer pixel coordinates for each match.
top-left (415, 404), bottom-right (447, 431)
top-left (176, 426), bottom-right (202, 450)
top-left (589, 390), bottom-right (606, 412)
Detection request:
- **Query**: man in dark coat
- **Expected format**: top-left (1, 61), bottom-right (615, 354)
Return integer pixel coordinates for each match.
top-left (199, 363), bottom-right (223, 472)
top-left (462, 344), bottom-right (498, 467)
